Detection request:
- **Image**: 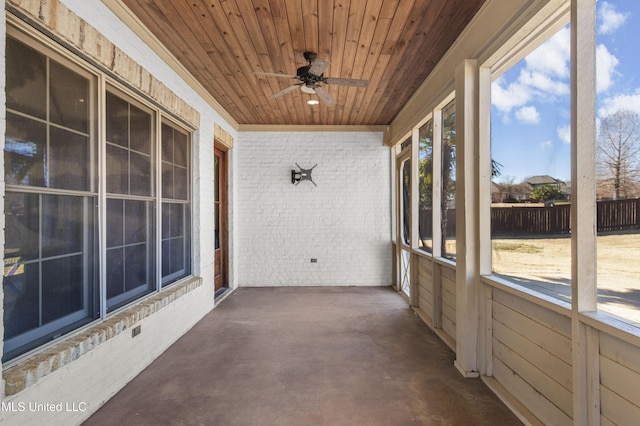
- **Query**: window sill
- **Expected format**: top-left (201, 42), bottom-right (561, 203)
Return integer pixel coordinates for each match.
top-left (2, 276), bottom-right (203, 396)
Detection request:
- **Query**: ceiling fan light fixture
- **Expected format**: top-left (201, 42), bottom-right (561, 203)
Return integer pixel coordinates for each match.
top-left (300, 85), bottom-right (315, 94)
top-left (307, 99), bottom-right (320, 105)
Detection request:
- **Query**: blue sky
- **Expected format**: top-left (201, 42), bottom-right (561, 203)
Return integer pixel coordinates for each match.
top-left (491, 1), bottom-right (640, 183)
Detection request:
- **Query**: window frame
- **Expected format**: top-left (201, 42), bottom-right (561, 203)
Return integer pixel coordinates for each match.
top-left (160, 120), bottom-right (193, 286)
top-left (4, 26), bottom-right (101, 361)
top-left (477, 6), bottom-right (587, 309)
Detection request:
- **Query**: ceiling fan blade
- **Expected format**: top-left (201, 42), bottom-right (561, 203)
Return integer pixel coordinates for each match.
top-left (324, 77), bottom-right (369, 88)
top-left (313, 86), bottom-right (336, 106)
top-left (254, 72), bottom-right (296, 79)
top-left (308, 58), bottom-right (330, 76)
top-left (270, 84), bottom-right (301, 99)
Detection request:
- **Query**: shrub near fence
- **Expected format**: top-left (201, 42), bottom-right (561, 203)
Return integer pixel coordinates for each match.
top-left (418, 198), bottom-right (640, 238)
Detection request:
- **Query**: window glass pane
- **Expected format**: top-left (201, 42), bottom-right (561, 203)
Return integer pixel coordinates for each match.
top-left (129, 151), bottom-right (152, 196)
top-left (106, 197), bottom-right (154, 309)
top-left (4, 192), bottom-right (40, 262)
top-left (42, 255), bottom-right (83, 324)
top-left (490, 26), bottom-right (571, 303)
top-left (174, 166), bottom-right (188, 200)
top-left (125, 200), bottom-right (149, 245)
top-left (162, 162), bottom-right (174, 199)
top-left (125, 244), bottom-right (149, 292)
top-left (6, 37), bottom-right (46, 120)
top-left (3, 262), bottom-right (40, 339)
top-left (214, 154), bottom-right (220, 202)
top-left (163, 203), bottom-right (175, 241)
top-left (106, 144), bottom-right (128, 194)
top-left (107, 199), bottom-right (124, 248)
top-left (162, 202), bottom-right (189, 282)
top-left (162, 240), bottom-right (171, 277)
top-left (442, 102), bottom-right (456, 260)
top-left (106, 248), bottom-right (124, 299)
top-left (42, 194), bottom-right (83, 258)
top-left (106, 93), bottom-right (128, 147)
top-left (174, 131), bottom-right (188, 167)
top-left (49, 127), bottom-right (90, 191)
top-left (49, 60), bottom-right (89, 133)
top-left (418, 119), bottom-right (434, 253)
top-left (129, 104), bottom-right (151, 154)
top-left (214, 203), bottom-right (220, 250)
top-left (595, 1), bottom-right (640, 324)
top-left (161, 123), bottom-right (173, 162)
top-left (106, 93), bottom-right (153, 197)
top-left (5, 112), bottom-right (46, 187)
top-left (170, 238), bottom-right (185, 273)
top-left (170, 203), bottom-right (184, 237)
top-left (3, 192), bottom-right (96, 357)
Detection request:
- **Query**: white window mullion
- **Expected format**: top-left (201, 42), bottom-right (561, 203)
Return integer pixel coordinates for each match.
top-left (155, 112), bottom-right (163, 292)
top-left (98, 75), bottom-right (108, 320)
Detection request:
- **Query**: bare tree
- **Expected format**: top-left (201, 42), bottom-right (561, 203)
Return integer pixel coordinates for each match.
top-left (597, 109), bottom-right (640, 199)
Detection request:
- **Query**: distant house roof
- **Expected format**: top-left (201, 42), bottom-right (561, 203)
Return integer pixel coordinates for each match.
top-left (524, 175), bottom-right (564, 186)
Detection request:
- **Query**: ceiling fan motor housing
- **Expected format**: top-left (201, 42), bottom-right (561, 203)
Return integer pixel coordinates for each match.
top-left (303, 51), bottom-right (318, 62)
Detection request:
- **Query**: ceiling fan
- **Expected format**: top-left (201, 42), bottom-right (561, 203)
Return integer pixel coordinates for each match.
top-left (254, 52), bottom-right (368, 106)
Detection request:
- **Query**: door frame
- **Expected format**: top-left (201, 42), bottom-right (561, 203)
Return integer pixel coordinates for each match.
top-left (214, 143), bottom-right (229, 294)
top-left (396, 149), bottom-right (412, 301)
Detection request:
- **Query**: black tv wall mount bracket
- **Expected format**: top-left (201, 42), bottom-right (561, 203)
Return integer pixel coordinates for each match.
top-left (291, 163), bottom-right (317, 186)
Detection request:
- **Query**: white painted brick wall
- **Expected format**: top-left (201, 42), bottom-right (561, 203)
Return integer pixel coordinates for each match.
top-left (237, 132), bottom-right (391, 286)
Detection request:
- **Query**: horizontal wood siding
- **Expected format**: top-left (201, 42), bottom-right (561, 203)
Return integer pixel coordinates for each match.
top-left (492, 289), bottom-right (572, 425)
top-left (599, 333), bottom-right (640, 425)
top-left (441, 264), bottom-right (456, 341)
top-left (417, 257), bottom-right (433, 321)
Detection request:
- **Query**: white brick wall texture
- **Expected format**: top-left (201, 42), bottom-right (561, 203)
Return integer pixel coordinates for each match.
top-left (237, 131), bottom-right (392, 286)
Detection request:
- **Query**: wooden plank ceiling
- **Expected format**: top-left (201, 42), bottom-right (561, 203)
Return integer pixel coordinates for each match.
top-left (121, 0), bottom-right (486, 126)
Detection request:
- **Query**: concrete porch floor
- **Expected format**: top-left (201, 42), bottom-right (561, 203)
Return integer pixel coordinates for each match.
top-left (84, 287), bottom-right (522, 425)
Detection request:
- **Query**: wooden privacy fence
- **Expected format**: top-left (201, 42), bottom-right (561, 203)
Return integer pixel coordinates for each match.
top-left (491, 204), bottom-right (571, 235)
top-left (418, 198), bottom-right (640, 237)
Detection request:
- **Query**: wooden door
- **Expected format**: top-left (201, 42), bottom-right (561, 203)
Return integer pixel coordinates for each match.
top-left (214, 145), bottom-right (228, 292)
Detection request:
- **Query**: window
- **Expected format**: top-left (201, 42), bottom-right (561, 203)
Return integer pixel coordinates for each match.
top-left (595, 1), bottom-right (640, 324)
top-left (441, 101), bottom-right (456, 260)
top-left (418, 119), bottom-right (434, 253)
top-left (489, 25), bottom-right (571, 303)
top-left (161, 123), bottom-right (192, 285)
top-left (3, 28), bottom-right (193, 360)
top-left (4, 34), bottom-right (98, 360)
top-left (105, 91), bottom-right (155, 311)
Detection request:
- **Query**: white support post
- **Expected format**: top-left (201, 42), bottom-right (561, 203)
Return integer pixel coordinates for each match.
top-left (571, 0), bottom-right (599, 424)
top-left (454, 59), bottom-right (480, 378)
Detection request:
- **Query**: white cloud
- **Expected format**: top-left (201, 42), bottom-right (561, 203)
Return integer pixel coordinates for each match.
top-left (519, 70), bottom-right (570, 96)
top-left (491, 27), bottom-right (570, 116)
top-left (598, 2), bottom-right (628, 35)
top-left (540, 140), bottom-right (554, 150)
top-left (557, 124), bottom-right (571, 144)
top-left (598, 89), bottom-right (640, 117)
top-left (491, 77), bottom-right (532, 113)
top-left (515, 106), bottom-right (540, 124)
top-left (524, 27), bottom-right (571, 79)
top-left (596, 43), bottom-right (619, 93)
